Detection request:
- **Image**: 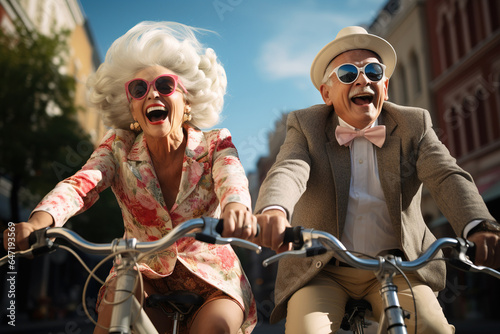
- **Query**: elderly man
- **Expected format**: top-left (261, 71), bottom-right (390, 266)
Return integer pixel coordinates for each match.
top-left (255, 26), bottom-right (500, 333)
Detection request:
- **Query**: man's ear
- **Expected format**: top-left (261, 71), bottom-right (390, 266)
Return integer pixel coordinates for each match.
top-left (383, 78), bottom-right (389, 101)
top-left (320, 84), bottom-right (333, 105)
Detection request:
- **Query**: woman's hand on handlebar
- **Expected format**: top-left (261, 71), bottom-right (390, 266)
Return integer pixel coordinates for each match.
top-left (255, 210), bottom-right (292, 253)
top-left (468, 231), bottom-right (500, 269)
top-left (2, 211), bottom-right (55, 251)
top-left (220, 203), bottom-right (258, 240)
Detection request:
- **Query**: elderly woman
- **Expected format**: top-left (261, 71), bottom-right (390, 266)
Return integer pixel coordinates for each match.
top-left (5, 21), bottom-right (257, 333)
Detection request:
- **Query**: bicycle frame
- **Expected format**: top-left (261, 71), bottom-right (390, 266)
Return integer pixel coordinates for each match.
top-left (341, 299), bottom-right (374, 333)
top-left (108, 250), bottom-right (157, 334)
top-left (263, 227), bottom-right (500, 334)
top-left (373, 257), bottom-right (408, 334)
top-left (2, 217), bottom-right (261, 334)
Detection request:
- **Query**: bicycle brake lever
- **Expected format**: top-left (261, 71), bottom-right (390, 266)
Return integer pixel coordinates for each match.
top-left (450, 259), bottom-right (500, 280)
top-left (29, 228), bottom-right (57, 257)
top-left (469, 266), bottom-right (500, 279)
top-left (262, 238), bottom-right (327, 267)
top-left (0, 228), bottom-right (57, 266)
top-left (448, 238), bottom-right (477, 272)
top-left (262, 249), bottom-right (308, 267)
top-left (194, 217), bottom-right (223, 244)
top-left (218, 238), bottom-right (262, 253)
top-left (449, 238), bottom-right (500, 278)
top-left (194, 217), bottom-right (261, 253)
top-left (194, 234), bottom-right (261, 253)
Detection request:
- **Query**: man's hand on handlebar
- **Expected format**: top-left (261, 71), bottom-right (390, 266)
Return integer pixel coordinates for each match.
top-left (467, 231), bottom-right (500, 269)
top-left (255, 210), bottom-right (293, 253)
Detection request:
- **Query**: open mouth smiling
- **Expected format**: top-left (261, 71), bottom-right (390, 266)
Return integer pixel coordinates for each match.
top-left (351, 94), bottom-right (374, 106)
top-left (146, 105), bottom-right (169, 123)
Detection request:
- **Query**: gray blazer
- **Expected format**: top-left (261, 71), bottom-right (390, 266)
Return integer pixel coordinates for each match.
top-left (255, 102), bottom-right (494, 323)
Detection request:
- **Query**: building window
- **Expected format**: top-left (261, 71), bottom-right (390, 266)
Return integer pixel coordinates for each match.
top-left (487, 0), bottom-right (500, 31)
top-left (461, 96), bottom-right (477, 153)
top-left (409, 51), bottom-right (422, 95)
top-left (388, 80), bottom-right (395, 104)
top-left (492, 73), bottom-right (500, 139)
top-left (453, 1), bottom-right (466, 59)
top-left (398, 64), bottom-right (408, 105)
top-left (442, 17), bottom-right (454, 69)
top-left (466, 0), bottom-right (480, 48)
top-left (474, 88), bottom-right (489, 147)
top-left (447, 106), bottom-right (463, 158)
top-left (488, 72), bottom-right (500, 141)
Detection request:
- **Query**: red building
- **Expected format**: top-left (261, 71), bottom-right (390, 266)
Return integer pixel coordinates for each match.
top-left (425, 0), bottom-right (500, 329)
top-left (426, 0), bottom-right (500, 209)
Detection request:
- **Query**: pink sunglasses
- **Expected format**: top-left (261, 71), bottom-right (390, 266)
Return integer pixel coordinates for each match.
top-left (125, 74), bottom-right (187, 102)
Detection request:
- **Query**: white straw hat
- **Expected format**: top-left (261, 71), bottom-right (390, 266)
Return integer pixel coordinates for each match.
top-left (310, 26), bottom-right (397, 90)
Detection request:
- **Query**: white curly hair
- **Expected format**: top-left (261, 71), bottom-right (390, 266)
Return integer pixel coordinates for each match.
top-left (87, 21), bottom-right (227, 130)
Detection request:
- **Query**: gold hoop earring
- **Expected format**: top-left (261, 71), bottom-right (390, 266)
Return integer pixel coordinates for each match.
top-left (130, 121), bottom-right (141, 132)
top-left (183, 105), bottom-right (192, 123)
top-left (183, 113), bottom-right (192, 123)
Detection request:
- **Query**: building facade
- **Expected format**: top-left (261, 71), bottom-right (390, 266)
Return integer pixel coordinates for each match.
top-left (368, 0), bottom-right (446, 224)
top-left (1, 0), bottom-right (104, 143)
top-left (0, 1), bottom-right (103, 332)
top-left (426, 0), bottom-right (500, 209)
top-left (370, 0), bottom-right (432, 111)
top-left (424, 0), bottom-right (500, 327)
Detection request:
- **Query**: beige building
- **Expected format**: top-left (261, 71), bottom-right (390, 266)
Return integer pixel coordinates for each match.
top-left (1, 0), bottom-right (104, 144)
top-left (369, 0), bottom-right (431, 111)
top-left (367, 0), bottom-right (443, 225)
top-left (0, 3), bottom-right (104, 328)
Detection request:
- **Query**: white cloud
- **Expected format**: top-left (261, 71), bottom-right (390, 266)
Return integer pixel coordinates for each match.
top-left (258, 40), bottom-right (313, 79)
top-left (255, 1), bottom-right (386, 81)
top-left (256, 9), bottom-right (353, 80)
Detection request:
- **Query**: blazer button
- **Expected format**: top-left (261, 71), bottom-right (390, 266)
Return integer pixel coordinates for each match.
top-left (315, 261), bottom-right (323, 268)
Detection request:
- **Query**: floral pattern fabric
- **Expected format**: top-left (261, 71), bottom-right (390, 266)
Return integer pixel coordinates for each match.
top-left (33, 126), bottom-right (256, 333)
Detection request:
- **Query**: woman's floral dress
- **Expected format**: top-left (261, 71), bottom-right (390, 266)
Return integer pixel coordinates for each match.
top-left (33, 126), bottom-right (257, 333)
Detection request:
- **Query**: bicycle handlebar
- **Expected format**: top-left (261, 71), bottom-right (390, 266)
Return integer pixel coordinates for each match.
top-left (1, 217), bottom-right (261, 266)
top-left (263, 227), bottom-right (500, 279)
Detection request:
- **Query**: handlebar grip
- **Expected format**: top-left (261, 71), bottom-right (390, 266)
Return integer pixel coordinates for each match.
top-left (28, 228), bottom-right (55, 257)
top-left (466, 240), bottom-right (476, 263)
top-left (215, 219), bottom-right (225, 235)
top-left (215, 219), bottom-right (261, 237)
top-left (28, 231), bottom-right (38, 247)
top-left (283, 226), bottom-right (304, 250)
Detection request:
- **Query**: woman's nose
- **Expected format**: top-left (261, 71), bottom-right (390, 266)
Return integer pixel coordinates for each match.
top-left (148, 87), bottom-right (160, 99)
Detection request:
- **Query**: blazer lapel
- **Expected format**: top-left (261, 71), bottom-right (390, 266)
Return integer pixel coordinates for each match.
top-left (174, 127), bottom-right (206, 209)
top-left (126, 133), bottom-right (167, 208)
top-left (377, 110), bottom-right (402, 239)
top-left (325, 114), bottom-right (351, 238)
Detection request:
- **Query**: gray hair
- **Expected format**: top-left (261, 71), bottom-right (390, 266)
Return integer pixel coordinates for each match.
top-left (87, 21), bottom-right (227, 130)
top-left (321, 61), bottom-right (335, 86)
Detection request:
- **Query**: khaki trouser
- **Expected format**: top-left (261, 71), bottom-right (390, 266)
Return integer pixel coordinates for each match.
top-left (285, 265), bottom-right (454, 334)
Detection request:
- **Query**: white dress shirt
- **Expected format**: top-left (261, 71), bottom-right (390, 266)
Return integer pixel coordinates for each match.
top-left (262, 117), bottom-right (480, 255)
top-left (338, 117), bottom-right (400, 257)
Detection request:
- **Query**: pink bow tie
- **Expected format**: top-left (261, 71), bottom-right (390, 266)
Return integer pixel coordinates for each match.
top-left (335, 125), bottom-right (386, 148)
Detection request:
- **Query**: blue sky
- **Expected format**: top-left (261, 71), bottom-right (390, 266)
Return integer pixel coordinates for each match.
top-left (80, 0), bottom-right (387, 172)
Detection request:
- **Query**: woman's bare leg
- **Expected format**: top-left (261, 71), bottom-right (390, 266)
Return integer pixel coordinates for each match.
top-left (189, 298), bottom-right (244, 334)
top-left (93, 278), bottom-right (172, 333)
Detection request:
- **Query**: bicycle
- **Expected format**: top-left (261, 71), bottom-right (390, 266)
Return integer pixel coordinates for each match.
top-left (1, 217), bottom-right (261, 334)
top-left (262, 226), bottom-right (500, 334)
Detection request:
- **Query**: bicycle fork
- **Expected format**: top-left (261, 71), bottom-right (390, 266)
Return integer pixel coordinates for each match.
top-left (376, 264), bottom-right (409, 334)
top-left (108, 256), bottom-right (158, 334)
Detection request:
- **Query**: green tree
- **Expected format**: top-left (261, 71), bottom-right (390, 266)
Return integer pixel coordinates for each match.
top-left (0, 23), bottom-right (122, 241)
